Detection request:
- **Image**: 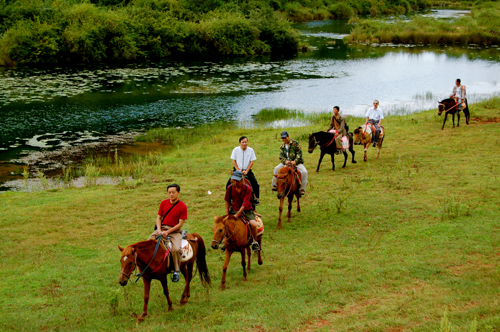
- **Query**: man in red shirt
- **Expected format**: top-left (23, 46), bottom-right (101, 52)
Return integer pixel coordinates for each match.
top-left (225, 170), bottom-right (260, 251)
top-left (149, 183), bottom-right (187, 282)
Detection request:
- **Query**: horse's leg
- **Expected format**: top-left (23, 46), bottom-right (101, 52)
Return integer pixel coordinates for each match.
top-left (465, 106), bottom-right (470, 125)
top-left (138, 277), bottom-right (152, 322)
top-left (240, 250), bottom-right (247, 281)
top-left (158, 275), bottom-right (174, 312)
top-left (350, 143), bottom-right (356, 163)
top-left (180, 261), bottom-right (193, 305)
top-left (457, 112), bottom-right (460, 127)
top-left (363, 143), bottom-right (368, 162)
top-left (342, 150), bottom-right (348, 168)
top-left (442, 114), bottom-right (447, 130)
top-left (278, 197), bottom-right (284, 229)
top-left (287, 195), bottom-right (293, 223)
top-left (330, 152), bottom-right (335, 171)
top-left (296, 193), bottom-right (301, 213)
top-left (257, 235), bottom-right (263, 265)
top-left (452, 113), bottom-right (455, 128)
top-left (246, 246), bottom-right (251, 271)
top-left (317, 150), bottom-right (325, 172)
top-left (220, 250), bottom-right (233, 290)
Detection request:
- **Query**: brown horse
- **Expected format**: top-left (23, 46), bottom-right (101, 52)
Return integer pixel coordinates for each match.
top-left (118, 233), bottom-right (211, 322)
top-left (211, 215), bottom-right (263, 290)
top-left (353, 124), bottom-right (385, 162)
top-left (275, 166), bottom-right (301, 229)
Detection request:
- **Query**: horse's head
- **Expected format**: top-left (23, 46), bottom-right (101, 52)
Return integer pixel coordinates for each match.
top-left (118, 245), bottom-right (137, 286)
top-left (308, 134), bottom-right (318, 153)
top-left (211, 215), bottom-right (227, 249)
top-left (276, 167), bottom-right (292, 199)
top-left (438, 98), bottom-right (454, 116)
top-left (353, 127), bottom-right (363, 145)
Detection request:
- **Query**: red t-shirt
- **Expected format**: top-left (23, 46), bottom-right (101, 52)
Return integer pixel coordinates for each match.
top-left (158, 199), bottom-right (187, 227)
top-left (224, 184), bottom-right (253, 211)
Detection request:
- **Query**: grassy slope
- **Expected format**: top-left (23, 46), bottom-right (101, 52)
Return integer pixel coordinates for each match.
top-left (1, 99), bottom-right (500, 331)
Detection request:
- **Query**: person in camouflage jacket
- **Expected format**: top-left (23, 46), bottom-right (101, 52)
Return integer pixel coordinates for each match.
top-left (271, 131), bottom-right (308, 195)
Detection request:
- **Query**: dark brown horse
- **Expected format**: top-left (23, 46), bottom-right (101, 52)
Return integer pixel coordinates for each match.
top-left (275, 166), bottom-right (301, 229)
top-left (118, 233), bottom-right (211, 322)
top-left (308, 131), bottom-right (356, 171)
top-left (353, 124), bottom-right (385, 162)
top-left (438, 98), bottom-right (470, 129)
top-left (211, 215), bottom-right (263, 289)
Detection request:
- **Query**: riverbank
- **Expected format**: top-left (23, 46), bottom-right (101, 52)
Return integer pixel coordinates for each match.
top-left (1, 97), bottom-right (499, 330)
top-left (346, 2), bottom-right (500, 45)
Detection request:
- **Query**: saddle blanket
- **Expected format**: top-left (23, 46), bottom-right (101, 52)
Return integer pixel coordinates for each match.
top-left (167, 239), bottom-right (194, 262)
top-left (256, 215), bottom-right (264, 236)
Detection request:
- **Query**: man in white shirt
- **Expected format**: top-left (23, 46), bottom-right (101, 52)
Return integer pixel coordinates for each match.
top-left (227, 136), bottom-right (260, 206)
top-left (450, 78), bottom-right (466, 111)
top-left (365, 100), bottom-right (384, 147)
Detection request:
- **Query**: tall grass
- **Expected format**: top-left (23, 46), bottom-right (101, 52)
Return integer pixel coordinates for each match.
top-left (346, 2), bottom-right (500, 45)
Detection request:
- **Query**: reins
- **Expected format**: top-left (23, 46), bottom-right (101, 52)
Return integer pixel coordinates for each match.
top-left (133, 234), bottom-right (163, 283)
top-left (439, 102), bottom-right (457, 114)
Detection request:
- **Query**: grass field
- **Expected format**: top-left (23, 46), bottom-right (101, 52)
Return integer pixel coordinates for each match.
top-left (1, 97), bottom-right (499, 331)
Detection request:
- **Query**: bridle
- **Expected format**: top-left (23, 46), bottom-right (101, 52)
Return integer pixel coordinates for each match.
top-left (277, 166), bottom-right (297, 198)
top-left (438, 101), bottom-right (458, 115)
top-left (120, 252), bottom-right (138, 281)
top-left (212, 217), bottom-right (238, 245)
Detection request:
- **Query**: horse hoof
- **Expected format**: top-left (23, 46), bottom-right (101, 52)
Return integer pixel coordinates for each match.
top-left (137, 316), bottom-right (146, 323)
top-left (352, 161), bottom-right (357, 164)
top-left (342, 166), bottom-right (346, 168)
top-left (219, 284), bottom-right (226, 290)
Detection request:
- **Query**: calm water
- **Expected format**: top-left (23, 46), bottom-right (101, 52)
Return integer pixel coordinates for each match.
top-left (1, 13), bottom-right (500, 186)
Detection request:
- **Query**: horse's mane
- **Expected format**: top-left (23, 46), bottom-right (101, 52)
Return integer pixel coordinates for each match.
top-left (440, 98), bottom-right (454, 103)
top-left (123, 240), bottom-right (157, 254)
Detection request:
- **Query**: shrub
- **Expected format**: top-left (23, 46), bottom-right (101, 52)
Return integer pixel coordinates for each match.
top-left (328, 2), bottom-right (355, 19)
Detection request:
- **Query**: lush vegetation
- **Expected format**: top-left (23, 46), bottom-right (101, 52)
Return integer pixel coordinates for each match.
top-left (1, 97), bottom-right (500, 330)
top-left (0, 0), bottom-right (437, 67)
top-left (346, 1), bottom-right (500, 45)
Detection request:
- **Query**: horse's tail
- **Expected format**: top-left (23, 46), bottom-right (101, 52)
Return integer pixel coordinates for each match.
top-left (193, 233), bottom-right (211, 287)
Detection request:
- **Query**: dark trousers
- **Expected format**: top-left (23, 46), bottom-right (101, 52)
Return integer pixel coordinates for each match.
top-left (226, 169), bottom-right (260, 199)
top-left (368, 119), bottom-right (381, 142)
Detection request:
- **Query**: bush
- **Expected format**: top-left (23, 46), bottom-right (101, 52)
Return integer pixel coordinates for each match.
top-left (1, 19), bottom-right (62, 65)
top-left (328, 2), bottom-right (355, 19)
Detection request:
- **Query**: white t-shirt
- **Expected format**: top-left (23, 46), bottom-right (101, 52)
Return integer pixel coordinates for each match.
top-left (452, 85), bottom-right (465, 101)
top-left (230, 146), bottom-right (256, 171)
top-left (366, 107), bottom-right (384, 121)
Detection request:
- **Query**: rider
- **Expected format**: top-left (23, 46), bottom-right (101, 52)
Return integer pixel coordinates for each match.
top-left (225, 170), bottom-right (260, 251)
top-left (365, 100), bottom-right (384, 147)
top-left (450, 78), bottom-right (466, 111)
top-left (226, 136), bottom-right (260, 206)
top-left (149, 183), bottom-right (186, 283)
top-left (271, 131), bottom-right (308, 196)
top-left (326, 106), bottom-right (347, 154)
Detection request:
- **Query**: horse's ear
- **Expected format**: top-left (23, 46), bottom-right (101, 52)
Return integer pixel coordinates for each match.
top-left (118, 246), bottom-right (124, 252)
top-left (214, 215), bottom-right (219, 221)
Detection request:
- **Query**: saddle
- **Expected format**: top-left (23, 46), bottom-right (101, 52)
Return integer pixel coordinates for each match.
top-left (166, 239), bottom-right (194, 262)
top-left (366, 123), bottom-right (384, 142)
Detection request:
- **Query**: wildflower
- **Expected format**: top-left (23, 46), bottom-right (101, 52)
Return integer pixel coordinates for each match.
top-left (208, 190), bottom-right (212, 195)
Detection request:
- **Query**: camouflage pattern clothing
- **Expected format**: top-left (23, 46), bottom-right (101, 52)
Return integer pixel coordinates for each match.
top-left (279, 139), bottom-right (304, 165)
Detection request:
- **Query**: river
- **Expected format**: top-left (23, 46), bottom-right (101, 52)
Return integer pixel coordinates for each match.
top-left (1, 10), bottom-right (500, 189)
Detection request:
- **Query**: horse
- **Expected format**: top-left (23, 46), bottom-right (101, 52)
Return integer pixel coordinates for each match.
top-left (308, 131), bottom-right (356, 171)
top-left (211, 215), bottom-right (263, 290)
top-left (275, 166), bottom-right (301, 229)
top-left (118, 233), bottom-right (211, 322)
top-left (353, 124), bottom-right (385, 162)
top-left (438, 98), bottom-right (470, 129)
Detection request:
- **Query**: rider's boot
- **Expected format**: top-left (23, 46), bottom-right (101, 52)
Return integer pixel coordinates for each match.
top-left (251, 226), bottom-right (260, 251)
top-left (172, 271), bottom-right (180, 282)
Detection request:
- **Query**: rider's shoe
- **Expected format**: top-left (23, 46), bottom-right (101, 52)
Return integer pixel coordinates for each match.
top-left (251, 241), bottom-right (260, 251)
top-left (253, 198), bottom-right (261, 206)
top-left (271, 186), bottom-right (277, 191)
top-left (172, 271), bottom-right (180, 283)
top-left (373, 141), bottom-right (377, 147)
top-left (300, 189), bottom-right (306, 196)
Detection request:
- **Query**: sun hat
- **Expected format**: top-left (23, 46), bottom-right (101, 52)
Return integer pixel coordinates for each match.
top-left (230, 170), bottom-right (243, 181)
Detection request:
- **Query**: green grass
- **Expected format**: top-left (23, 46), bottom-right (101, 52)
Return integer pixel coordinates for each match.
top-left (1, 97), bottom-right (500, 331)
